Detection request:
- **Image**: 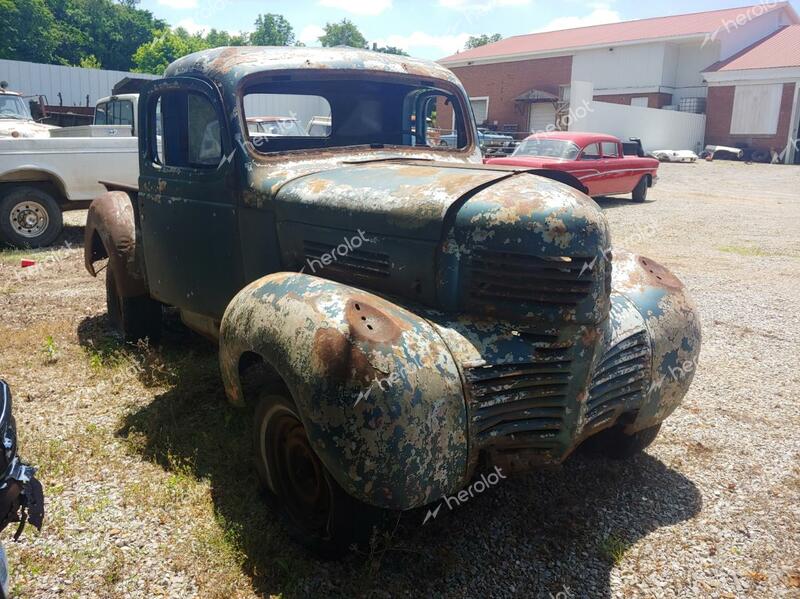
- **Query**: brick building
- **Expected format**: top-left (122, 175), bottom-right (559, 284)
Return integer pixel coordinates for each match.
top-left (437, 3), bottom-right (800, 163)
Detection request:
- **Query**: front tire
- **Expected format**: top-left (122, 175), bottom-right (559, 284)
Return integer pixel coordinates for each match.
top-left (0, 186), bottom-right (63, 248)
top-left (632, 176), bottom-right (649, 202)
top-left (254, 393), bottom-right (386, 557)
top-left (105, 269), bottom-right (162, 343)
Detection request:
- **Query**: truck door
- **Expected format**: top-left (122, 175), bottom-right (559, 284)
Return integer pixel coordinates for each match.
top-left (138, 77), bottom-right (244, 319)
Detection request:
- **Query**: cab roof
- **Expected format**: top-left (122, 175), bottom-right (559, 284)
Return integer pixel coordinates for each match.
top-left (164, 46), bottom-right (461, 88)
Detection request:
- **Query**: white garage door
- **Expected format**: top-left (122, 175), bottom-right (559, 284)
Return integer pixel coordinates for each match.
top-left (529, 102), bottom-right (556, 132)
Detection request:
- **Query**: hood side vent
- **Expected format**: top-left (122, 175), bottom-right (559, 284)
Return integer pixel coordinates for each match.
top-left (303, 240), bottom-right (391, 280)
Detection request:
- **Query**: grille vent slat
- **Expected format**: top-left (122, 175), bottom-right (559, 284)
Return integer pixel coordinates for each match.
top-left (585, 331), bottom-right (650, 427)
top-left (466, 344), bottom-right (574, 442)
top-left (303, 240), bottom-right (391, 279)
top-left (468, 250), bottom-right (594, 307)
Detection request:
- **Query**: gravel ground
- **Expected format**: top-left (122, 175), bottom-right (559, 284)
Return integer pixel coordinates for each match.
top-left (0, 160), bottom-right (798, 598)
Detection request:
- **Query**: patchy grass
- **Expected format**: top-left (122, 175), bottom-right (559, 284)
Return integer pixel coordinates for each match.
top-left (41, 335), bottom-right (59, 365)
top-left (598, 534), bottom-right (631, 565)
top-left (716, 245), bottom-right (800, 258)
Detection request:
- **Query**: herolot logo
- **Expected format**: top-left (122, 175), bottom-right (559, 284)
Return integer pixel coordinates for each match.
top-left (422, 466), bottom-right (506, 525)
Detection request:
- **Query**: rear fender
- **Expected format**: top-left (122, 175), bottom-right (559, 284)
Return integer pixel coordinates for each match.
top-left (219, 272), bottom-right (469, 510)
top-left (84, 191), bottom-right (147, 297)
top-left (530, 169), bottom-right (589, 195)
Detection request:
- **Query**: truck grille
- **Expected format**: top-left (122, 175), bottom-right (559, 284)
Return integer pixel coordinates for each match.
top-left (303, 240), bottom-right (391, 280)
top-left (466, 249), bottom-right (594, 306)
top-left (465, 343), bottom-right (574, 448)
top-left (585, 331), bottom-right (650, 428)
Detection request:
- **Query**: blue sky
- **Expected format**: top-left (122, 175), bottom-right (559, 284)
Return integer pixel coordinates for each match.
top-left (138, 0), bottom-right (800, 60)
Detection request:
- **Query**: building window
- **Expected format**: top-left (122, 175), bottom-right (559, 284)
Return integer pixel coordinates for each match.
top-left (631, 97), bottom-right (649, 108)
top-left (470, 97), bottom-right (489, 126)
top-left (730, 84), bottom-right (782, 135)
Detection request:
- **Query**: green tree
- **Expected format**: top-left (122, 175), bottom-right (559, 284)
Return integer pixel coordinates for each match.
top-left (371, 43), bottom-right (409, 56)
top-left (45, 0), bottom-right (166, 71)
top-left (79, 54), bottom-right (102, 68)
top-left (205, 28), bottom-right (248, 48)
top-left (465, 33), bottom-right (502, 49)
top-left (250, 13), bottom-right (295, 46)
top-left (132, 28), bottom-right (208, 75)
top-left (319, 19), bottom-right (367, 49)
top-left (0, 0), bottom-right (60, 63)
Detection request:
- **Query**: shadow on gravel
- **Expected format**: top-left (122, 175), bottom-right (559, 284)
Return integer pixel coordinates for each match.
top-left (593, 196), bottom-right (648, 210)
top-left (77, 315), bottom-right (702, 599)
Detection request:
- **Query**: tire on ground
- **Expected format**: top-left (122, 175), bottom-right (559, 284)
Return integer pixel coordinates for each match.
top-left (253, 392), bottom-right (387, 558)
top-left (105, 268), bottom-right (162, 343)
top-left (632, 176), bottom-right (649, 202)
top-left (0, 186), bottom-right (63, 248)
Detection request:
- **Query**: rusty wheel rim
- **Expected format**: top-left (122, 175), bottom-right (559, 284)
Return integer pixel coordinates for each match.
top-left (266, 410), bottom-right (332, 536)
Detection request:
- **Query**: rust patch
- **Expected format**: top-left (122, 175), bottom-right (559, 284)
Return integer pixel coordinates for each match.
top-left (581, 326), bottom-right (601, 347)
top-left (307, 178), bottom-right (332, 194)
top-left (639, 257), bottom-right (683, 291)
top-left (345, 299), bottom-right (403, 344)
top-left (311, 327), bottom-right (376, 385)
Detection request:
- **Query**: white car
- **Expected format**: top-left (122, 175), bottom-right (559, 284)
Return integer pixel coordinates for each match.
top-left (651, 150), bottom-right (699, 163)
top-left (0, 94), bottom-right (140, 247)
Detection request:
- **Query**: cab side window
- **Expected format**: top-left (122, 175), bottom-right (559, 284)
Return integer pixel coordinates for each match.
top-left (581, 143), bottom-right (601, 160)
top-left (152, 91), bottom-right (222, 169)
top-left (602, 142), bottom-right (620, 158)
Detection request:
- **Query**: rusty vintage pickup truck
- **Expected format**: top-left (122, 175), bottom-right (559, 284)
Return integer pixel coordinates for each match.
top-left (83, 47), bottom-right (701, 555)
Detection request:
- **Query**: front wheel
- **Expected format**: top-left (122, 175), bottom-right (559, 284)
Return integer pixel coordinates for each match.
top-left (0, 186), bottom-right (63, 248)
top-left (254, 393), bottom-right (387, 557)
top-left (632, 176), bottom-right (649, 202)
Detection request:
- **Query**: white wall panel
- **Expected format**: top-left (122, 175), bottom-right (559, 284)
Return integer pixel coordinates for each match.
top-left (572, 43), bottom-right (666, 94)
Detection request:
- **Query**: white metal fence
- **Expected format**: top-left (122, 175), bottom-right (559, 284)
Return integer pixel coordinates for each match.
top-left (569, 81), bottom-right (706, 152)
top-left (0, 59), bottom-right (158, 107)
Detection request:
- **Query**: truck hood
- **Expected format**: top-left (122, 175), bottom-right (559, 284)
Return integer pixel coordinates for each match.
top-left (271, 161), bottom-right (516, 240)
top-left (267, 158), bottom-right (610, 325)
top-left (0, 120), bottom-right (58, 139)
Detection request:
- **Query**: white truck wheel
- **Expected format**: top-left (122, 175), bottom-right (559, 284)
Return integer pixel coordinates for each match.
top-left (0, 186), bottom-right (63, 248)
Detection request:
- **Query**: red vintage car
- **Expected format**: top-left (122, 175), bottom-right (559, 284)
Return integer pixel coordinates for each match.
top-left (485, 132), bottom-right (659, 202)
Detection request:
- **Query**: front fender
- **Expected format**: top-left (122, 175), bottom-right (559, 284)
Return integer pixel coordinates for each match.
top-left (219, 273), bottom-right (469, 510)
top-left (611, 250), bottom-right (702, 431)
top-left (84, 191), bottom-right (146, 297)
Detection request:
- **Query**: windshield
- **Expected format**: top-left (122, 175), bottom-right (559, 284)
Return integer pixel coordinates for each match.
top-left (242, 73), bottom-right (470, 154)
top-left (513, 138), bottom-right (580, 160)
top-left (0, 95), bottom-right (32, 120)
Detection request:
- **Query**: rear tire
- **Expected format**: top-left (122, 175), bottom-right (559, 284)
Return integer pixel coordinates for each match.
top-left (105, 269), bottom-right (162, 343)
top-left (632, 176), bottom-right (649, 202)
top-left (583, 422), bottom-right (662, 459)
top-left (253, 392), bottom-right (387, 558)
top-left (0, 186), bottom-right (63, 248)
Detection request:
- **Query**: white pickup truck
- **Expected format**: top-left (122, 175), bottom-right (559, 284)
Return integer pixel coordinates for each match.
top-left (0, 94), bottom-right (139, 247)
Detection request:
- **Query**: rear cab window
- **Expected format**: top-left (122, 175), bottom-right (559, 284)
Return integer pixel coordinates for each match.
top-left (95, 98), bottom-right (134, 130)
top-left (240, 72), bottom-right (471, 154)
